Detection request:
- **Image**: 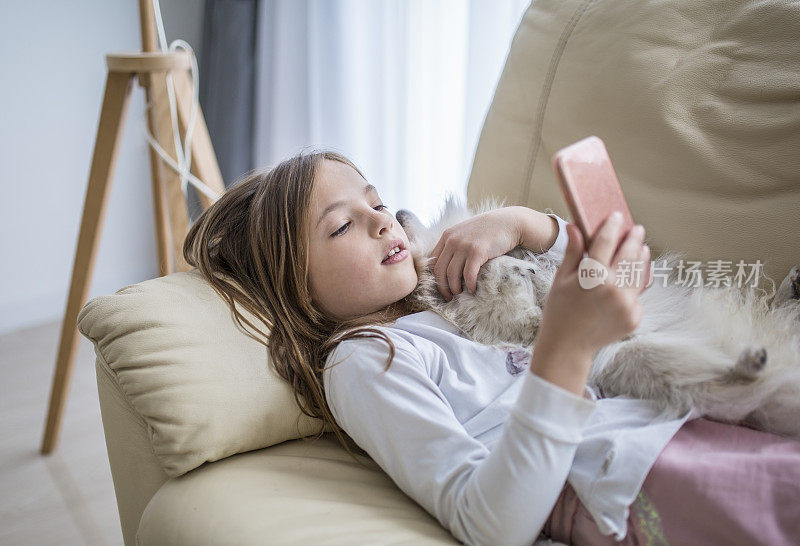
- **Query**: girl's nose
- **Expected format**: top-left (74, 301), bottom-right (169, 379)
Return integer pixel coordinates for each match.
top-left (374, 210), bottom-right (393, 236)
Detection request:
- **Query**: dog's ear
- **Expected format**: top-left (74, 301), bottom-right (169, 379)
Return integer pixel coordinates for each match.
top-left (396, 209), bottom-right (424, 242)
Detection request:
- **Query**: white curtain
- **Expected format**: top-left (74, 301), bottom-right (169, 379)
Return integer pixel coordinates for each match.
top-left (253, 0), bottom-right (530, 224)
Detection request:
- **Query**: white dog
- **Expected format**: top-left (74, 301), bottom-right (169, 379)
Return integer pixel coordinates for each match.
top-left (397, 196), bottom-right (800, 440)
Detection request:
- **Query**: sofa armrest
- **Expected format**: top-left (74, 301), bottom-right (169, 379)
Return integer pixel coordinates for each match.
top-left (95, 356), bottom-right (168, 546)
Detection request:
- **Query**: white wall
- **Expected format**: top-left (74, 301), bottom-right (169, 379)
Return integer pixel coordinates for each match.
top-left (0, 0), bottom-right (204, 335)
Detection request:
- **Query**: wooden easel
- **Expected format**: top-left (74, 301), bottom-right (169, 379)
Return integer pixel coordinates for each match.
top-left (40, 0), bottom-right (226, 454)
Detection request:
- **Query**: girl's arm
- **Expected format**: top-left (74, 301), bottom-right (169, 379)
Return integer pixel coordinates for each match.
top-left (430, 207), bottom-right (569, 301)
top-left (509, 206), bottom-right (560, 254)
top-left (324, 336), bottom-right (595, 546)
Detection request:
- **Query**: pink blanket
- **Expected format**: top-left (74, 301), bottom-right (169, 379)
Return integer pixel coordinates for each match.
top-left (544, 418), bottom-right (800, 545)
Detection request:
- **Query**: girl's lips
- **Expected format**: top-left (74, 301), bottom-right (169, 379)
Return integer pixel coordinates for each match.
top-left (382, 249), bottom-right (408, 265)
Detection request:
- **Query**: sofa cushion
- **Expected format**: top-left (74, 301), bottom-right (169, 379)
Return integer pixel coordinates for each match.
top-left (136, 434), bottom-right (460, 545)
top-left (467, 0), bottom-right (800, 286)
top-left (78, 268), bottom-right (329, 478)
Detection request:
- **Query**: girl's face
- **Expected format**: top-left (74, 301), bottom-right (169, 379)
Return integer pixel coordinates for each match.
top-left (307, 159), bottom-right (418, 320)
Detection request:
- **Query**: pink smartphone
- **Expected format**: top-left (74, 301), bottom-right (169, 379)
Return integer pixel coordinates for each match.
top-left (552, 135), bottom-right (635, 244)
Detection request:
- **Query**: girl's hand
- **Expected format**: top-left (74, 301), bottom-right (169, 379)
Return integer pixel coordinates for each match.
top-left (429, 208), bottom-right (520, 301)
top-left (533, 212), bottom-right (651, 382)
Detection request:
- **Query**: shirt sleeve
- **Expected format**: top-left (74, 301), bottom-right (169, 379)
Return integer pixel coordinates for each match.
top-left (323, 335), bottom-right (596, 546)
top-left (540, 213), bottom-right (569, 260)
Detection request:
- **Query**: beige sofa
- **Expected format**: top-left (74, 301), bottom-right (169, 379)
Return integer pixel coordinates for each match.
top-left (78, 1), bottom-right (799, 544)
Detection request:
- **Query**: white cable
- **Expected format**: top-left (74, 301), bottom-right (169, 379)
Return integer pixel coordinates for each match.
top-left (153, 0), bottom-right (184, 197)
top-left (143, 130), bottom-right (221, 201)
top-left (145, 0), bottom-right (221, 203)
top-left (152, 0), bottom-right (169, 51)
top-left (169, 39), bottom-right (198, 193)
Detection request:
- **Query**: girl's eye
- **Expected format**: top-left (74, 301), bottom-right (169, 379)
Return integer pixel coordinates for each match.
top-left (331, 222), bottom-right (350, 237)
top-left (330, 205), bottom-right (389, 237)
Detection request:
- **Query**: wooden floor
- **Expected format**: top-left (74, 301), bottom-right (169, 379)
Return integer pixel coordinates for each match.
top-left (0, 320), bottom-right (123, 545)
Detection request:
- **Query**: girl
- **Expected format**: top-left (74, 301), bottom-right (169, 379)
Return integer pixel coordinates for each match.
top-left (184, 150), bottom-right (800, 545)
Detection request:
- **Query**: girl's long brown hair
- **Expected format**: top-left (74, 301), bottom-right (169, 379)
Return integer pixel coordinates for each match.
top-left (183, 149), bottom-right (419, 465)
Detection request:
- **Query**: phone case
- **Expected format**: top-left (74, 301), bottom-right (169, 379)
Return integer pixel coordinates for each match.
top-left (552, 135), bottom-right (635, 243)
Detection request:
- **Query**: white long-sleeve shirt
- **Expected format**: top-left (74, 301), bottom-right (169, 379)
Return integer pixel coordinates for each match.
top-left (323, 214), bottom-right (691, 546)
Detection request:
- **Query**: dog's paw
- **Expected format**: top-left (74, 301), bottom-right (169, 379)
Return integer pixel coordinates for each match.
top-left (733, 345), bottom-right (767, 379)
top-left (511, 264), bottom-right (537, 277)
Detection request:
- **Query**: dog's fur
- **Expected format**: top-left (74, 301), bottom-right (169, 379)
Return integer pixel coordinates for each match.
top-left (397, 195), bottom-right (800, 440)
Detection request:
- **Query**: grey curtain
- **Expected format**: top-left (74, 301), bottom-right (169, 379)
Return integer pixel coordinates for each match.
top-left (199, 0), bottom-right (258, 187)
